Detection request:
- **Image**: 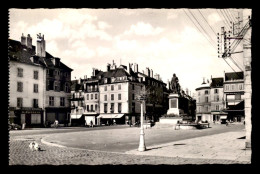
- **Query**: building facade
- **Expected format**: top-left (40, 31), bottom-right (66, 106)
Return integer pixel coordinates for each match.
top-left (195, 79), bottom-right (212, 122)
top-left (9, 33), bottom-right (73, 127)
top-left (223, 72), bottom-right (245, 122)
top-left (70, 61), bottom-right (169, 125)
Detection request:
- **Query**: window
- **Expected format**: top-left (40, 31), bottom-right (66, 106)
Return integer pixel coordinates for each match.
top-left (17, 68), bottom-right (23, 77)
top-left (132, 94), bottom-right (135, 100)
top-left (34, 71), bottom-right (38, 79)
top-left (49, 96), bottom-right (54, 106)
top-left (239, 84), bottom-right (243, 90)
top-left (104, 103), bottom-right (107, 113)
top-left (205, 90), bottom-right (208, 94)
top-left (91, 105), bottom-right (93, 112)
top-left (225, 85), bottom-right (230, 91)
top-left (47, 80), bottom-right (54, 90)
top-left (95, 94), bottom-right (98, 99)
top-left (87, 94), bottom-right (89, 100)
top-left (110, 103), bottom-right (114, 113)
top-left (104, 95), bottom-right (107, 101)
top-left (95, 104), bottom-right (97, 111)
top-left (87, 105), bottom-right (89, 111)
top-left (111, 85), bottom-right (114, 91)
top-left (205, 96), bottom-right (208, 102)
top-left (104, 78), bottom-right (107, 84)
top-left (216, 105), bottom-right (219, 111)
top-left (132, 84), bottom-right (135, 90)
top-left (91, 94), bottom-right (93, 100)
top-left (214, 95), bottom-right (219, 101)
top-left (198, 92), bottom-right (200, 96)
top-left (118, 84), bottom-right (121, 90)
top-left (65, 83), bottom-right (69, 92)
top-left (17, 82), bottom-right (23, 92)
top-left (33, 84), bottom-right (38, 93)
top-left (17, 98), bottom-right (23, 107)
top-left (60, 97), bottom-right (65, 106)
top-left (111, 94), bottom-right (114, 101)
top-left (104, 86), bottom-right (107, 91)
top-left (118, 103), bottom-right (122, 113)
top-left (118, 94), bottom-right (121, 100)
top-left (54, 81), bottom-right (59, 91)
top-left (132, 102), bottom-right (135, 113)
top-left (214, 89), bottom-right (218, 94)
top-left (33, 99), bottom-right (38, 108)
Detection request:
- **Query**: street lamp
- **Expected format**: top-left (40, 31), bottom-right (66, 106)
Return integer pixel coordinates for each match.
top-left (137, 95), bottom-right (146, 152)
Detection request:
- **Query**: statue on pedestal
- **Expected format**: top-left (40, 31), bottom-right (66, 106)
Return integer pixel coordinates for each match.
top-left (170, 73), bottom-right (180, 94)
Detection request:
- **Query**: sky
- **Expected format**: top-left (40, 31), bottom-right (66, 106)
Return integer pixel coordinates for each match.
top-left (9, 8), bottom-right (245, 96)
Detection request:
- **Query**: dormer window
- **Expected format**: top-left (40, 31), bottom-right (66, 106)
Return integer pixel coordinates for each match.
top-left (104, 78), bottom-right (107, 84)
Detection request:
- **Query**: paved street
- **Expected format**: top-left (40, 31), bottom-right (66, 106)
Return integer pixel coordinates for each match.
top-left (9, 123), bottom-right (251, 165)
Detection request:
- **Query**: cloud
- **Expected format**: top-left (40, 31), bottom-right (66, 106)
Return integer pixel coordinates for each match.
top-left (167, 12), bottom-right (178, 20)
top-left (124, 22), bottom-right (164, 36)
top-left (208, 12), bottom-right (222, 26)
top-left (98, 21), bottom-right (111, 30)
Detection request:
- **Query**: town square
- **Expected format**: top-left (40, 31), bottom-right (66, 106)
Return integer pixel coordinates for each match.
top-left (8, 8), bottom-right (252, 165)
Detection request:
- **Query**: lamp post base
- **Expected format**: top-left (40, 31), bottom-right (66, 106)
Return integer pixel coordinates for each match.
top-left (138, 128), bottom-right (146, 152)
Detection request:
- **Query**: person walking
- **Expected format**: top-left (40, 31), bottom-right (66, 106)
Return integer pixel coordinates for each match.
top-left (90, 120), bottom-right (93, 128)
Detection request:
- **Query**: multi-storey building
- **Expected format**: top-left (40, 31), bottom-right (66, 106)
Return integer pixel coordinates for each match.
top-left (209, 77), bottom-right (227, 122)
top-left (9, 33), bottom-right (73, 127)
top-left (136, 65), bottom-right (168, 121)
top-left (223, 71), bottom-right (245, 122)
top-left (70, 61), bottom-right (169, 125)
top-left (195, 79), bottom-right (211, 122)
top-left (9, 36), bottom-right (46, 127)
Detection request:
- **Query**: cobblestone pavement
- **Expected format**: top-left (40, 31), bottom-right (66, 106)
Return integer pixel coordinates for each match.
top-left (9, 127), bottom-right (251, 165)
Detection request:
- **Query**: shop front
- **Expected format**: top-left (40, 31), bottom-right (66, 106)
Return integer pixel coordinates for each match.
top-left (11, 107), bottom-right (44, 127)
top-left (97, 114), bottom-right (125, 125)
top-left (45, 107), bottom-right (71, 126)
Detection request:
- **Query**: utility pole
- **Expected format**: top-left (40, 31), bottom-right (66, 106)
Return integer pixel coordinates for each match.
top-left (217, 9), bottom-right (252, 149)
top-left (243, 9), bottom-right (252, 149)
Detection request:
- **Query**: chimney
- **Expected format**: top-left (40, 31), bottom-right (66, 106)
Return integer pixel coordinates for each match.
top-left (27, 34), bottom-right (32, 49)
top-left (145, 67), bottom-right (150, 77)
top-left (134, 63), bottom-right (138, 73)
top-left (84, 75), bottom-right (87, 79)
top-left (78, 78), bottom-right (81, 84)
top-left (150, 69), bottom-right (153, 78)
top-left (92, 68), bottom-right (95, 77)
top-left (127, 63), bottom-right (132, 74)
top-left (21, 33), bottom-right (26, 46)
top-left (95, 69), bottom-right (100, 76)
top-left (154, 74), bottom-right (159, 80)
top-left (111, 60), bottom-right (117, 70)
top-left (36, 33), bottom-right (46, 57)
top-left (107, 63), bottom-right (111, 71)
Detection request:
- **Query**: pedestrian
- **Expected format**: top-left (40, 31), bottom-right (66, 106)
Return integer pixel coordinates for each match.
top-left (129, 120), bottom-right (132, 127)
top-left (54, 120), bottom-right (59, 128)
top-left (106, 120), bottom-right (109, 126)
top-left (90, 120), bottom-right (93, 128)
top-left (226, 120), bottom-right (229, 126)
top-left (113, 119), bottom-right (116, 125)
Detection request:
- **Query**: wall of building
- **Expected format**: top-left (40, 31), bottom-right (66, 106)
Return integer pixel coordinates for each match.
top-left (9, 61), bottom-right (45, 109)
top-left (99, 82), bottom-right (129, 114)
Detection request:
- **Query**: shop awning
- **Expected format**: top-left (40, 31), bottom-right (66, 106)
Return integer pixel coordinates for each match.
top-left (97, 114), bottom-right (124, 119)
top-left (220, 116), bottom-right (227, 119)
top-left (70, 114), bottom-right (82, 119)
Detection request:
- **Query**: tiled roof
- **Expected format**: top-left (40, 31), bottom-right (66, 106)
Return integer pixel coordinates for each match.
top-left (225, 72), bottom-right (244, 81)
top-left (210, 77), bottom-right (224, 87)
top-left (8, 39), bottom-right (72, 71)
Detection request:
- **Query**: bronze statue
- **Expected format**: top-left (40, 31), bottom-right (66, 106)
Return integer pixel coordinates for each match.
top-left (170, 73), bottom-right (180, 94)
